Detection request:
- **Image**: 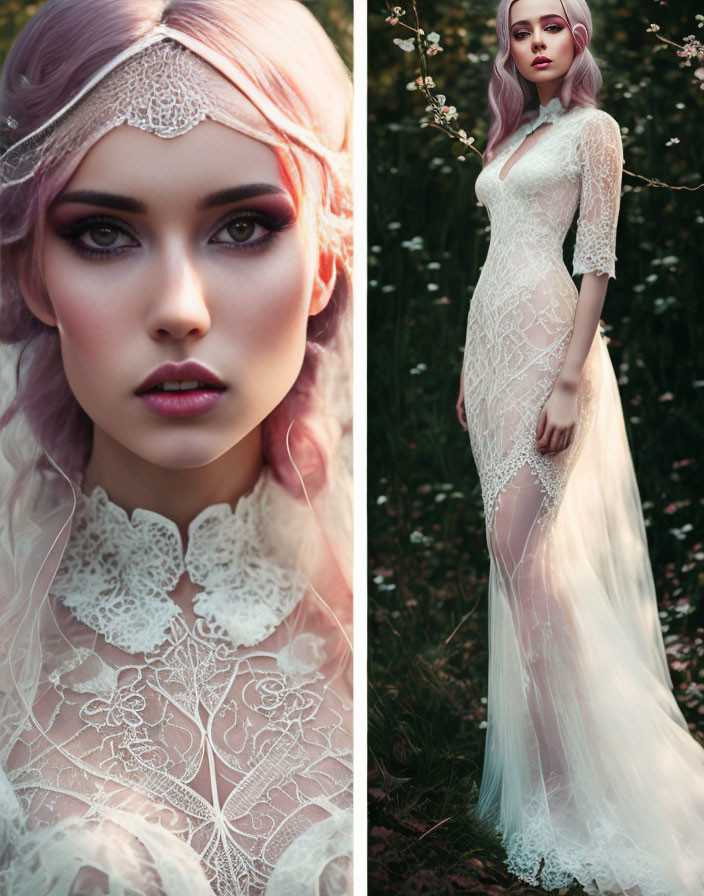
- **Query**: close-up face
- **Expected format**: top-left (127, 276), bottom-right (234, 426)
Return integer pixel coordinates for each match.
top-left (508, 0), bottom-right (576, 89)
top-left (38, 119), bottom-right (323, 471)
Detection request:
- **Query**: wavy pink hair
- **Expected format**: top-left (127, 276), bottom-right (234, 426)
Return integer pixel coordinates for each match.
top-left (0, 0), bottom-right (352, 499)
top-left (484, 0), bottom-right (602, 163)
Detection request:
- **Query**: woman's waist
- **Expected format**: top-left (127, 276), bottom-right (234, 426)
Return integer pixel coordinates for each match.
top-left (469, 265), bottom-right (578, 318)
top-left (482, 236), bottom-right (569, 272)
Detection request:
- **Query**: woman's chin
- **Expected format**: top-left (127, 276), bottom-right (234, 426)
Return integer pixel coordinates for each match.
top-left (88, 427), bottom-right (260, 476)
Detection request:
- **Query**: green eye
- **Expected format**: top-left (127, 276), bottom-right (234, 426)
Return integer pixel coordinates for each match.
top-left (88, 225), bottom-right (120, 247)
top-left (226, 220), bottom-right (257, 243)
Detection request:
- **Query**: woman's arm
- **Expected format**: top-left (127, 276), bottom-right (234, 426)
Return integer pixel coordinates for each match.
top-left (538, 110), bottom-right (623, 455)
top-left (536, 271), bottom-right (608, 454)
top-left (456, 355), bottom-right (468, 430)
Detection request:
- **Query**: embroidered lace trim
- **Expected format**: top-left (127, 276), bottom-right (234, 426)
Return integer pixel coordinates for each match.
top-left (51, 471), bottom-right (306, 653)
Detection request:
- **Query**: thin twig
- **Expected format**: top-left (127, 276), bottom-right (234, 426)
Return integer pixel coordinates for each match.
top-left (386, 5), bottom-right (704, 188)
top-left (623, 167), bottom-right (704, 191)
top-left (418, 815), bottom-right (452, 841)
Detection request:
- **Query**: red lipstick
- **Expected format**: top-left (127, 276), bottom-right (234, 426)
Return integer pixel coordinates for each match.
top-left (532, 56), bottom-right (552, 68)
top-left (136, 361), bottom-right (226, 419)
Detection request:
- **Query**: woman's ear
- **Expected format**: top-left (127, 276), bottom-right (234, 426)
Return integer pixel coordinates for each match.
top-left (19, 268), bottom-right (57, 327)
top-left (309, 250), bottom-right (337, 317)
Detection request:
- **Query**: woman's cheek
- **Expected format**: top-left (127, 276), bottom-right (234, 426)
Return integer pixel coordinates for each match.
top-left (221, 240), bottom-right (313, 355)
top-left (216, 253), bottom-right (312, 406)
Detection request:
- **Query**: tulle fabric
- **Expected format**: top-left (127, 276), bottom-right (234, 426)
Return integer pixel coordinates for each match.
top-left (476, 331), bottom-right (704, 895)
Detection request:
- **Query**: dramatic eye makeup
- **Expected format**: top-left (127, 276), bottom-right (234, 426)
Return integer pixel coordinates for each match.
top-left (208, 206), bottom-right (295, 252)
top-left (53, 215), bottom-right (139, 258)
top-left (511, 15), bottom-right (566, 39)
top-left (47, 185), bottom-right (296, 260)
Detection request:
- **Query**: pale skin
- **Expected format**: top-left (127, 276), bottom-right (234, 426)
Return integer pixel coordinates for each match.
top-left (26, 122), bottom-right (350, 824)
top-left (456, 0), bottom-right (611, 455)
top-left (32, 121), bottom-right (334, 537)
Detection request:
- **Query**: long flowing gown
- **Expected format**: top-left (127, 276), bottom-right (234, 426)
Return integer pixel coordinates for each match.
top-left (463, 96), bottom-right (704, 895)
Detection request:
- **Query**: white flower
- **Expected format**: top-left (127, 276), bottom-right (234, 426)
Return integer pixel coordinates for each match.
top-left (393, 37), bottom-right (415, 53)
top-left (669, 524), bottom-right (693, 541)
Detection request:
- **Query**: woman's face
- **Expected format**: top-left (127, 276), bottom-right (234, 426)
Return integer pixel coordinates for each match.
top-left (39, 121), bottom-right (322, 471)
top-left (508, 0), bottom-right (575, 89)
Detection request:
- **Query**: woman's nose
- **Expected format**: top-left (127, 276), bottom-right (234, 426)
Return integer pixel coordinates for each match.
top-left (145, 252), bottom-right (211, 341)
top-left (532, 30), bottom-right (547, 52)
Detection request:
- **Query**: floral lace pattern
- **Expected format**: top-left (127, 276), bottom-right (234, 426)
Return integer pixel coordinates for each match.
top-left (500, 803), bottom-right (673, 896)
top-left (51, 471), bottom-right (305, 654)
top-left (464, 100), bottom-right (622, 524)
top-left (524, 95), bottom-right (565, 135)
top-left (3, 470), bottom-right (352, 894)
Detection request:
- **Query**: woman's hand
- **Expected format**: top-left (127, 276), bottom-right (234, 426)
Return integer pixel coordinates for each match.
top-left (536, 379), bottom-right (578, 454)
top-left (456, 373), bottom-right (468, 430)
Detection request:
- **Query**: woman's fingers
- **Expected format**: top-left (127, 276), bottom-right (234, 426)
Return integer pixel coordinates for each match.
top-left (540, 425), bottom-right (563, 454)
top-left (551, 426), bottom-right (575, 454)
top-left (538, 419), bottom-right (576, 455)
top-left (536, 408), bottom-right (547, 440)
top-left (537, 423), bottom-right (552, 453)
top-left (456, 398), bottom-right (468, 430)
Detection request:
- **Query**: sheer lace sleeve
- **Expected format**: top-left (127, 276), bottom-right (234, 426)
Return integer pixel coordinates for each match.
top-left (572, 111), bottom-right (623, 280)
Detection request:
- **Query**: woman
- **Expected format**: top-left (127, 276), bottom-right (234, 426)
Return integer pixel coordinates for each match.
top-left (0, 1), bottom-right (352, 894)
top-left (457, 0), bottom-right (704, 893)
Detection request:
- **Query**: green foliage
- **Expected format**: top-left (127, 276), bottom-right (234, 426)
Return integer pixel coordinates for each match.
top-left (369, 1), bottom-right (704, 892)
top-left (0, 0), bottom-right (40, 63)
top-left (0, 1), bottom-right (352, 69)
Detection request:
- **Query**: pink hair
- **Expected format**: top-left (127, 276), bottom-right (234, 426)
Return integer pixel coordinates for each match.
top-left (484, 0), bottom-right (602, 163)
top-left (0, 0), bottom-right (352, 499)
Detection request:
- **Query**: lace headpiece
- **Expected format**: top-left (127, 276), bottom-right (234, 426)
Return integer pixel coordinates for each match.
top-left (0, 27), bottom-right (295, 190)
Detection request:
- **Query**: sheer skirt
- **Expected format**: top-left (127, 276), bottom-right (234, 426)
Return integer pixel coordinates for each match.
top-left (470, 333), bottom-right (704, 896)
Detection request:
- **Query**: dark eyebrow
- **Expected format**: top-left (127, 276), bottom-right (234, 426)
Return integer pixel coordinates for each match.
top-left (511, 14), bottom-right (566, 27)
top-left (52, 183), bottom-right (288, 213)
top-left (52, 191), bottom-right (146, 213)
top-left (200, 184), bottom-right (287, 209)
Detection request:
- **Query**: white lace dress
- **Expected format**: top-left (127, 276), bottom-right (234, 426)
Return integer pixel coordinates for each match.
top-left (463, 97), bottom-right (704, 895)
top-left (0, 468), bottom-right (352, 895)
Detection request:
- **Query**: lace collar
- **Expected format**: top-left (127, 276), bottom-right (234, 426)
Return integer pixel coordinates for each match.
top-left (526, 95), bottom-right (566, 134)
top-left (51, 468), bottom-right (306, 654)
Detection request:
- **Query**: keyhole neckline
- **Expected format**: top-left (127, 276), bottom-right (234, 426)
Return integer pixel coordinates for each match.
top-left (496, 96), bottom-right (567, 183)
top-left (530, 95), bottom-right (566, 130)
